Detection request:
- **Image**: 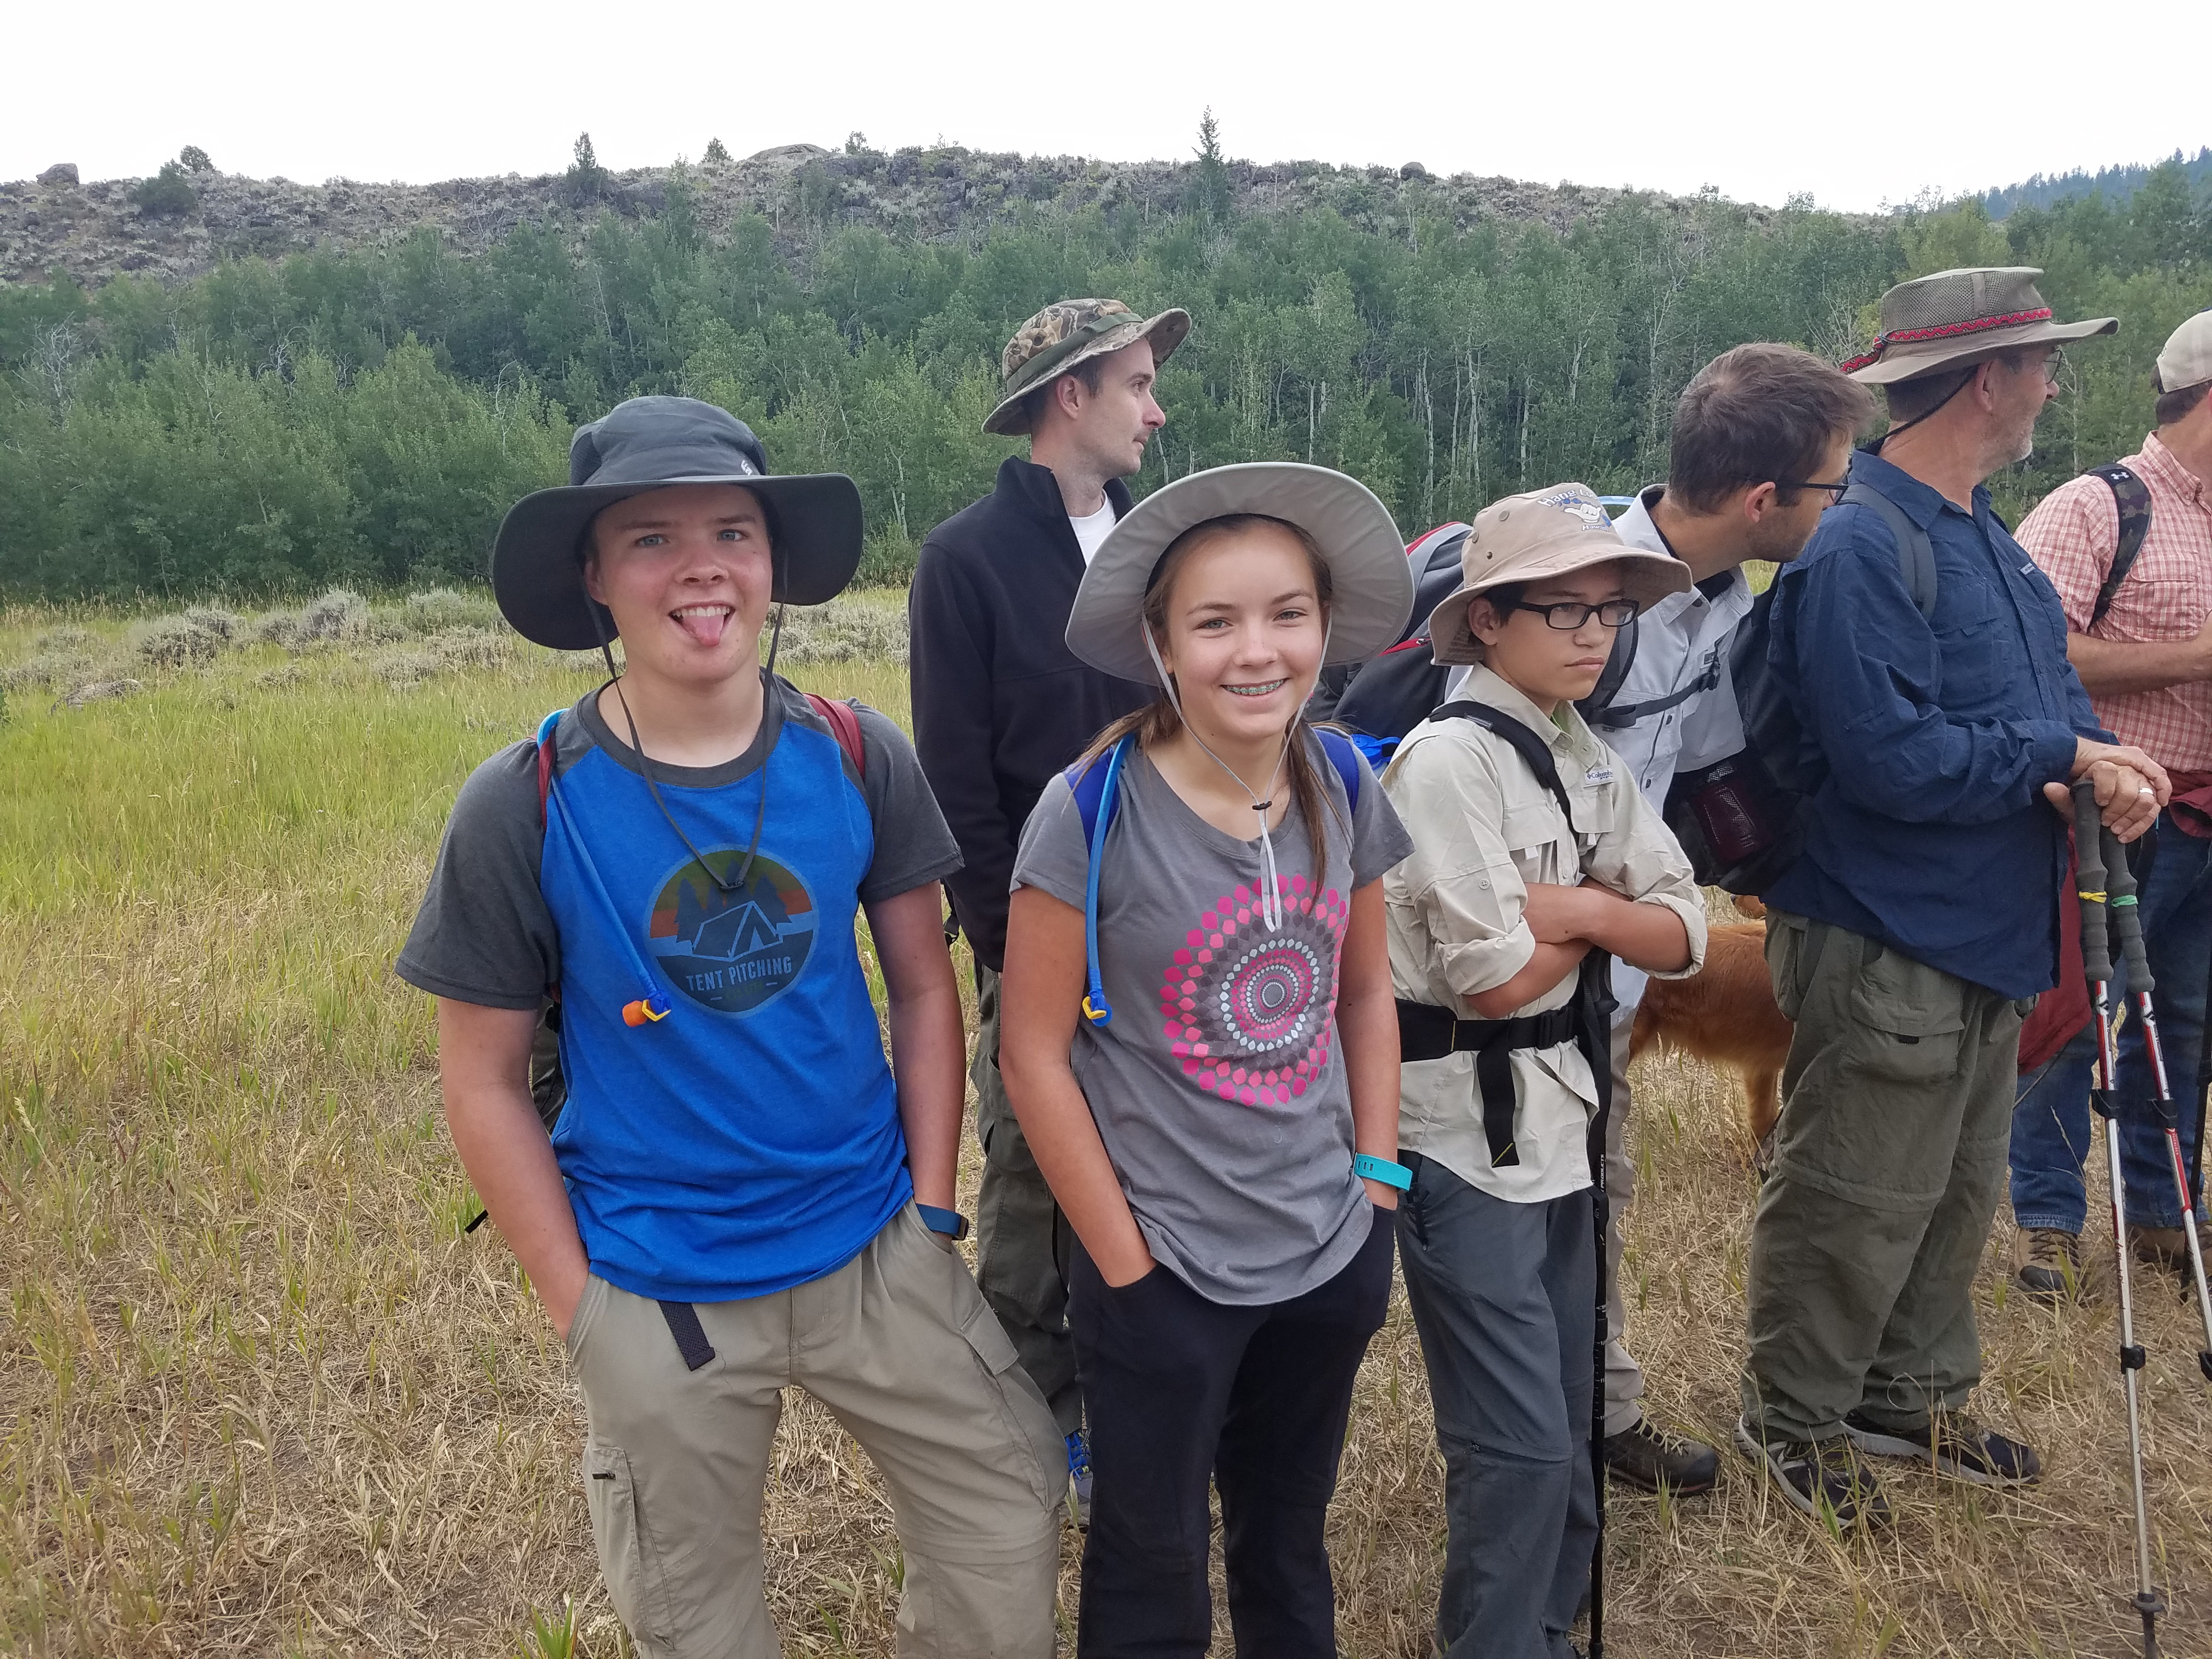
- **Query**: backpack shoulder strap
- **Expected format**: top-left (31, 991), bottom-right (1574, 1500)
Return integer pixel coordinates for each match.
top-left (535, 708), bottom-right (565, 828)
top-left (1576, 613), bottom-right (1641, 729)
top-left (1316, 727), bottom-right (1363, 812)
top-left (1432, 700), bottom-right (1577, 838)
top-left (1841, 479), bottom-right (1939, 620)
top-left (2086, 463), bottom-right (2154, 625)
top-left (804, 691), bottom-right (867, 780)
top-left (1065, 733), bottom-right (1138, 1026)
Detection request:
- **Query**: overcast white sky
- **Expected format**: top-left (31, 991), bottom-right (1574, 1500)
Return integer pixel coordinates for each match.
top-left (5, 0), bottom-right (2204, 213)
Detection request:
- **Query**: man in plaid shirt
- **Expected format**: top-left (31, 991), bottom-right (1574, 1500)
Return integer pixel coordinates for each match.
top-left (2011, 309), bottom-right (2212, 1299)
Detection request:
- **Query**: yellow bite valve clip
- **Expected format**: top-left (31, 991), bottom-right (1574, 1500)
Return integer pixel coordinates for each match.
top-left (623, 995), bottom-right (673, 1028)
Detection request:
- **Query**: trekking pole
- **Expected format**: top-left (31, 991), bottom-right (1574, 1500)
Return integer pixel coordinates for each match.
top-left (2076, 785), bottom-right (2166, 1658)
top-left (2102, 820), bottom-right (2212, 1380)
top-left (1584, 963), bottom-right (1612, 1659)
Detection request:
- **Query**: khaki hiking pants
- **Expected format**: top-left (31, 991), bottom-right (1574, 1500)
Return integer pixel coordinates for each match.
top-left (1741, 912), bottom-right (2024, 1443)
top-left (565, 1204), bottom-right (1064, 1658)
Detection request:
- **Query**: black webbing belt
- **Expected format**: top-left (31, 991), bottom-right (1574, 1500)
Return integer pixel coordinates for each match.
top-left (659, 1301), bottom-right (717, 1370)
top-left (1397, 998), bottom-right (1580, 1167)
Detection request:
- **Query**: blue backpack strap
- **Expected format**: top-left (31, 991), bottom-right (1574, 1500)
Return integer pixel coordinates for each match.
top-left (1317, 727), bottom-right (1363, 813)
top-left (1066, 735), bottom-right (1137, 1025)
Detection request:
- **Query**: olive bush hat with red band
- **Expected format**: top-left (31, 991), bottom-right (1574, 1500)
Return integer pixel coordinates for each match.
top-left (1064, 462), bottom-right (1413, 683)
top-left (1842, 267), bottom-right (2117, 386)
top-left (492, 396), bottom-right (864, 650)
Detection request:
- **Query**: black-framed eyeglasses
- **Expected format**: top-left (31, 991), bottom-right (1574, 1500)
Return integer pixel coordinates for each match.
top-left (1505, 598), bottom-right (1640, 630)
top-left (1779, 477), bottom-right (1852, 505)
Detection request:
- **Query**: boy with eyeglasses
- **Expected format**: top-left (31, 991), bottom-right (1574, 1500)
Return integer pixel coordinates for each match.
top-left (1384, 486), bottom-right (1708, 1658)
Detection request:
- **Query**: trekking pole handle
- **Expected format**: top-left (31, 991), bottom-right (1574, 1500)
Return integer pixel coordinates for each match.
top-left (2073, 781), bottom-right (2114, 985)
top-left (2102, 821), bottom-right (2155, 997)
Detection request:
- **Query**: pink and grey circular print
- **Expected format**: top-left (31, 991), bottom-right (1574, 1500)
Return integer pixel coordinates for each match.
top-left (1159, 873), bottom-right (1348, 1107)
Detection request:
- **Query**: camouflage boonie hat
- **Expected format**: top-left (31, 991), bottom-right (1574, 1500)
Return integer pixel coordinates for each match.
top-left (983, 297), bottom-right (1191, 436)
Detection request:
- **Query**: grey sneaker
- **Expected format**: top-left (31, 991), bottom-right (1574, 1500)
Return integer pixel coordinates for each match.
top-left (1734, 1417), bottom-right (1891, 1528)
top-left (1843, 1410), bottom-right (2040, 1487)
top-left (2013, 1226), bottom-right (2087, 1303)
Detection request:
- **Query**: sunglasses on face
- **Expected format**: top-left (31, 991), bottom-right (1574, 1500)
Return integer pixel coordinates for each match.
top-left (1503, 597), bottom-right (1640, 630)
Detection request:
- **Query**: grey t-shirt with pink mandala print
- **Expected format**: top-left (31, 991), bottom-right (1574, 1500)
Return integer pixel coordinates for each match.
top-left (1013, 733), bottom-right (1413, 1305)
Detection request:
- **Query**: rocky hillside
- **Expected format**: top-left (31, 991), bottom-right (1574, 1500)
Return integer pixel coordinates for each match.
top-left (3, 142), bottom-right (1720, 290)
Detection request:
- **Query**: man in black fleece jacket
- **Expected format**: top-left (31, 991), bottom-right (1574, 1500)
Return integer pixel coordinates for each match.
top-left (910, 297), bottom-right (1188, 1493)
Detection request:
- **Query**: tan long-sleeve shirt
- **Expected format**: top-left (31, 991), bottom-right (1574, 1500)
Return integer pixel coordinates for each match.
top-left (1382, 665), bottom-right (1708, 1204)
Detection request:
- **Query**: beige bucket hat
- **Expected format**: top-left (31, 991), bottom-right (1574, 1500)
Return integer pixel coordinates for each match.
top-left (1065, 462), bottom-right (1413, 684)
top-left (1841, 267), bottom-right (2117, 386)
top-left (1427, 483), bottom-right (1690, 666)
top-left (983, 298), bottom-right (1192, 436)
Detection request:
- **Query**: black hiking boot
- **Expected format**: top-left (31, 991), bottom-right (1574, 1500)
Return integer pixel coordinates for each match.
top-left (1733, 1417), bottom-right (1891, 1528)
top-left (2013, 1226), bottom-right (2088, 1303)
top-left (1602, 1415), bottom-right (1719, 1493)
top-left (1843, 1410), bottom-right (2041, 1487)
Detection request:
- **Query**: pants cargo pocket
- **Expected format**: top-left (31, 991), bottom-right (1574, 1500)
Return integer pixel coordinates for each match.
top-left (1846, 944), bottom-right (1966, 1086)
top-left (583, 1440), bottom-right (674, 1650)
top-left (957, 1294), bottom-right (1061, 1512)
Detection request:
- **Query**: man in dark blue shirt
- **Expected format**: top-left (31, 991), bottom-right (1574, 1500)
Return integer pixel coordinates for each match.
top-left (1737, 268), bottom-right (2169, 1528)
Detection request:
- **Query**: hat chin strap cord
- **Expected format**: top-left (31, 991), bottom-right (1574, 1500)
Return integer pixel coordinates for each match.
top-left (585, 575), bottom-right (789, 902)
top-left (1142, 624), bottom-right (1323, 933)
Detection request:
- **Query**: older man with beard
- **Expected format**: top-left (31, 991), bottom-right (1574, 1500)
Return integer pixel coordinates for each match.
top-left (1736, 268), bottom-right (2169, 1527)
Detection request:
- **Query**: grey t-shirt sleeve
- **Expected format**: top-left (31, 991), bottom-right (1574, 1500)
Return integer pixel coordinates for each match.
top-left (1011, 772), bottom-right (1089, 913)
top-left (1347, 747), bottom-right (1414, 887)
top-left (395, 738), bottom-right (558, 1009)
top-left (853, 702), bottom-right (964, 905)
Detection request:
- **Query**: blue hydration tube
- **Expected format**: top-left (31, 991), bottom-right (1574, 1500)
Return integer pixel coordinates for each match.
top-left (539, 712), bottom-right (673, 1027)
top-left (1080, 736), bottom-right (1133, 1026)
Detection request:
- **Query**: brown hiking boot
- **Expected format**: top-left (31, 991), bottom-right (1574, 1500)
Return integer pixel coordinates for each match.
top-left (2013, 1227), bottom-right (2087, 1303)
top-left (2129, 1218), bottom-right (2212, 1276)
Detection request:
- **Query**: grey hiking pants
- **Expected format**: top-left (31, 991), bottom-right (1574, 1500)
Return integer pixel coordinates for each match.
top-left (1741, 912), bottom-right (2023, 1442)
top-left (973, 965), bottom-right (1084, 1436)
top-left (1398, 1154), bottom-right (1596, 1659)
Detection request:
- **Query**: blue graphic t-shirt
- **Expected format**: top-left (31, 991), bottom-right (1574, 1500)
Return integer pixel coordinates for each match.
top-left (397, 680), bottom-right (962, 1302)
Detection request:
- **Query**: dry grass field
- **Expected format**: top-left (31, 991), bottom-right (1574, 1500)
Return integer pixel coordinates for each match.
top-left (4, 594), bottom-right (2211, 1658)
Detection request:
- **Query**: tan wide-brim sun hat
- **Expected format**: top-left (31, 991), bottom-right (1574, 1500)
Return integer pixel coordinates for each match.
top-left (1842, 267), bottom-right (2117, 386)
top-left (1427, 483), bottom-right (1690, 667)
top-left (1064, 462), bottom-right (1414, 685)
top-left (983, 298), bottom-right (1192, 436)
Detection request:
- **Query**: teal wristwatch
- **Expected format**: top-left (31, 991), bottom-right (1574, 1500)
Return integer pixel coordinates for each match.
top-left (1353, 1154), bottom-right (1412, 1191)
top-left (918, 1204), bottom-right (970, 1240)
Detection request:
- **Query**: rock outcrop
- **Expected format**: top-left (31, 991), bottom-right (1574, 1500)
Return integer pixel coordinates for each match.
top-left (2, 144), bottom-right (1741, 291)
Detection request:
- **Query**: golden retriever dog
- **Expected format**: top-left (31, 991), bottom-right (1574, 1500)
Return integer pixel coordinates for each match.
top-left (1628, 895), bottom-right (1793, 1158)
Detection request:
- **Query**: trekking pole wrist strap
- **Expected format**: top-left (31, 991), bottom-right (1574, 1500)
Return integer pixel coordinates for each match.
top-left (1353, 1154), bottom-right (1412, 1190)
top-left (917, 1204), bottom-right (970, 1240)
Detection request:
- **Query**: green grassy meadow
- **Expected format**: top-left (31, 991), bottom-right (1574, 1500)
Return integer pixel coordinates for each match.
top-left (4, 597), bottom-right (2211, 1656)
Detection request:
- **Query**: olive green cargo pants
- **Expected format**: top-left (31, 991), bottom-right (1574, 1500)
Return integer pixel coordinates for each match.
top-left (1741, 912), bottom-right (2025, 1442)
top-left (972, 965), bottom-right (1084, 1437)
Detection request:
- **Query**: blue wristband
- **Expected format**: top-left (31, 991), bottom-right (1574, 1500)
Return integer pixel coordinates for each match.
top-left (917, 1204), bottom-right (970, 1240)
top-left (1353, 1154), bottom-right (1412, 1192)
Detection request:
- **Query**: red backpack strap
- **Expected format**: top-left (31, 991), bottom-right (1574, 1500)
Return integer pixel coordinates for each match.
top-left (805, 692), bottom-right (867, 780)
top-left (534, 709), bottom-right (564, 827)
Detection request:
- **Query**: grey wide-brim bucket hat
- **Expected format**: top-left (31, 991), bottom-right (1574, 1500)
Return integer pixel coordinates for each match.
top-left (492, 396), bottom-right (864, 650)
top-left (1428, 483), bottom-right (1690, 666)
top-left (983, 299), bottom-right (1192, 437)
top-left (1842, 267), bottom-right (2117, 386)
top-left (1065, 462), bottom-right (1414, 685)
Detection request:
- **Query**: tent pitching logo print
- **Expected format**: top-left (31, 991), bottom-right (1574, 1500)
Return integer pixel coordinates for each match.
top-left (645, 850), bottom-right (817, 1015)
